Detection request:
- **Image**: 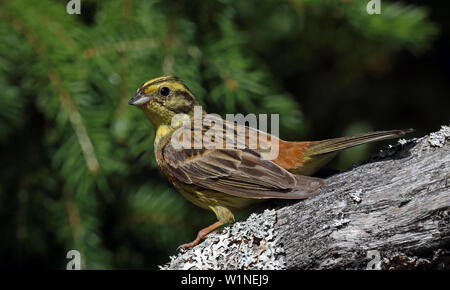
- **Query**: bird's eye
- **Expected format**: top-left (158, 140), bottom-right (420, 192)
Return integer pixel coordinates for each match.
top-left (160, 86), bottom-right (170, 97)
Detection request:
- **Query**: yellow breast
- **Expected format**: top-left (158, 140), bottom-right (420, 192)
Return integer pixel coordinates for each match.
top-left (155, 125), bottom-right (174, 146)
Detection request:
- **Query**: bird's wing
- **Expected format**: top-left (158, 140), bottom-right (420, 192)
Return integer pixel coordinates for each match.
top-left (161, 120), bottom-right (323, 199)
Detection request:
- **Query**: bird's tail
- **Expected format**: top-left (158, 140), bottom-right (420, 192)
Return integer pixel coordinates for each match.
top-left (303, 128), bottom-right (414, 157)
top-left (277, 128), bottom-right (414, 176)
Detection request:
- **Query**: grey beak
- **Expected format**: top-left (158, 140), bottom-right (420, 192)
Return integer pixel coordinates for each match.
top-left (128, 92), bottom-right (150, 106)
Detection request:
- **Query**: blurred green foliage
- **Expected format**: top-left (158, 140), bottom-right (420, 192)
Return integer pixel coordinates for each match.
top-left (0, 0), bottom-right (441, 269)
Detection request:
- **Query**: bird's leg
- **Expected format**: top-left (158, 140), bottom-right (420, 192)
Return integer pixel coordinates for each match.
top-left (178, 220), bottom-right (225, 249)
top-left (178, 205), bottom-right (234, 250)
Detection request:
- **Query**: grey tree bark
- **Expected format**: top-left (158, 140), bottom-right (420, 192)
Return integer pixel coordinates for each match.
top-left (160, 126), bottom-right (450, 270)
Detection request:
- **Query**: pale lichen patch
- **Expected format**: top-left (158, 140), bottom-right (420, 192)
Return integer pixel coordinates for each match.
top-left (428, 125), bottom-right (450, 148)
top-left (332, 214), bottom-right (351, 229)
top-left (349, 189), bottom-right (362, 203)
top-left (159, 209), bottom-right (286, 270)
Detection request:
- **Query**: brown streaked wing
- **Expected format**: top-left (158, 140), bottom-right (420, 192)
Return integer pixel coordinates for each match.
top-left (162, 124), bottom-right (323, 199)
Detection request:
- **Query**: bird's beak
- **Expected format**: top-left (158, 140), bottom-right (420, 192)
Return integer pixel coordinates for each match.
top-left (128, 92), bottom-right (150, 106)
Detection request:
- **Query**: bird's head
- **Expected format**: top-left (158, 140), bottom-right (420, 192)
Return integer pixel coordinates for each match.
top-left (128, 76), bottom-right (199, 128)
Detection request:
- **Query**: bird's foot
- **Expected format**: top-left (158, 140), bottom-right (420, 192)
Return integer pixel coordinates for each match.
top-left (177, 221), bottom-right (225, 251)
top-left (177, 238), bottom-right (202, 251)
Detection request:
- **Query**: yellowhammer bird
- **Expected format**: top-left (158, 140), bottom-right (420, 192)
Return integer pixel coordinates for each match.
top-left (128, 76), bottom-right (413, 249)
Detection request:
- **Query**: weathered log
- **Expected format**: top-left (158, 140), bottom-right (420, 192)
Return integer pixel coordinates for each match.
top-left (160, 126), bottom-right (450, 270)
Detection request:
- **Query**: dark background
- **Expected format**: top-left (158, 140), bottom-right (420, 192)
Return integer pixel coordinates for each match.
top-left (0, 0), bottom-right (448, 269)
